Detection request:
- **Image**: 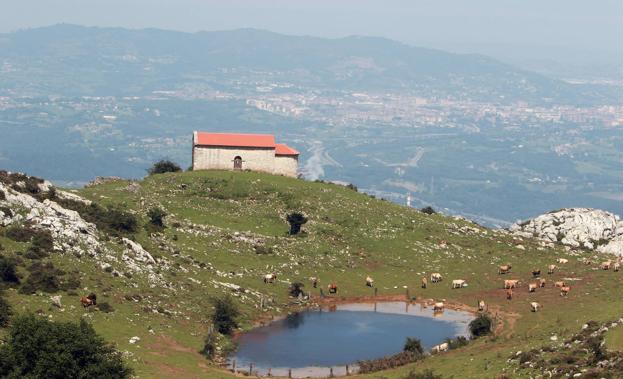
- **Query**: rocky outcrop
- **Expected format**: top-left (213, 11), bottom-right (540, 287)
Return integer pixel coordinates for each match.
top-left (509, 208), bottom-right (623, 255)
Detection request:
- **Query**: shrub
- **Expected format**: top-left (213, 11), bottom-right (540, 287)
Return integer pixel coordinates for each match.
top-left (210, 295), bottom-right (240, 335)
top-left (403, 369), bottom-right (444, 379)
top-left (148, 160), bottom-right (182, 175)
top-left (0, 314), bottom-right (132, 378)
top-left (0, 294), bottom-right (12, 327)
top-left (200, 331), bottom-right (217, 359)
top-left (97, 302), bottom-right (115, 313)
top-left (28, 229), bottom-right (54, 258)
top-left (288, 282), bottom-right (305, 298)
top-left (469, 314), bottom-right (493, 338)
top-left (0, 206), bottom-right (12, 217)
top-left (147, 207), bottom-right (167, 229)
top-left (0, 256), bottom-right (20, 284)
top-left (286, 212), bottom-right (308, 235)
top-left (0, 189), bottom-right (5, 200)
top-left (421, 206), bottom-right (436, 215)
top-left (4, 226), bottom-right (37, 242)
top-left (19, 262), bottom-right (64, 294)
top-left (346, 183), bottom-right (358, 192)
top-left (358, 351), bottom-right (420, 373)
top-left (446, 336), bottom-right (469, 350)
top-left (403, 337), bottom-right (424, 356)
top-left (55, 199), bottom-right (138, 236)
top-left (254, 245), bottom-right (273, 255)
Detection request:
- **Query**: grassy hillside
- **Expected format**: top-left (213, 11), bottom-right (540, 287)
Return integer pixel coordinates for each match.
top-left (2, 170), bottom-right (623, 378)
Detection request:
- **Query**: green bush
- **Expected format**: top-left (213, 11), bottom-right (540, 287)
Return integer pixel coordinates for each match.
top-left (288, 282), bottom-right (305, 298)
top-left (200, 332), bottom-right (217, 359)
top-left (148, 160), bottom-right (182, 175)
top-left (0, 314), bottom-right (132, 378)
top-left (286, 212), bottom-right (308, 235)
top-left (421, 206), bottom-right (436, 215)
top-left (147, 207), bottom-right (167, 229)
top-left (97, 302), bottom-right (115, 313)
top-left (0, 295), bottom-right (12, 327)
top-left (210, 295), bottom-right (240, 335)
top-left (0, 256), bottom-right (20, 284)
top-left (469, 314), bottom-right (493, 338)
top-left (403, 337), bottom-right (424, 356)
top-left (0, 206), bottom-right (12, 217)
top-left (4, 226), bottom-right (37, 242)
top-left (403, 369), bottom-right (444, 379)
top-left (0, 189), bottom-right (5, 200)
top-left (446, 336), bottom-right (469, 350)
top-left (19, 262), bottom-right (64, 294)
top-left (55, 199), bottom-right (138, 235)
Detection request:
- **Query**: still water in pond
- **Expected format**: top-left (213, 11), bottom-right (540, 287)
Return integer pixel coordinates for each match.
top-left (231, 302), bottom-right (472, 377)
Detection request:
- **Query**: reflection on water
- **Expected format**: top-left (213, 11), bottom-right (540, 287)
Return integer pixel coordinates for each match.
top-left (230, 302), bottom-right (472, 377)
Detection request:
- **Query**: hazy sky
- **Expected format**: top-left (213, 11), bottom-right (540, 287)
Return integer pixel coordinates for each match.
top-left (2, 0), bottom-right (622, 61)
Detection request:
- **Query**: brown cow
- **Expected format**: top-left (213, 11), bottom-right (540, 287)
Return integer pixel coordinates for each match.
top-left (528, 283), bottom-right (537, 292)
top-left (498, 264), bottom-right (512, 274)
top-left (478, 299), bottom-right (486, 312)
top-left (614, 262), bottom-right (621, 272)
top-left (506, 288), bottom-right (513, 300)
top-left (548, 264), bottom-right (557, 274)
top-left (504, 279), bottom-right (519, 289)
top-left (560, 286), bottom-right (570, 297)
top-left (328, 283), bottom-right (338, 294)
top-left (554, 281), bottom-right (566, 288)
top-left (421, 277), bottom-right (428, 289)
top-left (531, 269), bottom-right (541, 278)
top-left (539, 278), bottom-right (547, 288)
top-left (601, 261), bottom-right (612, 270)
top-left (80, 293), bottom-right (97, 308)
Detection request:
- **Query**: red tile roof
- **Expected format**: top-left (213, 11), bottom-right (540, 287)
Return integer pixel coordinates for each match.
top-left (194, 132), bottom-right (276, 148)
top-left (275, 144), bottom-right (299, 156)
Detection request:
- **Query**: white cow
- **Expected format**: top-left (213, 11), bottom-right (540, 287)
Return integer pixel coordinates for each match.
top-left (530, 302), bottom-right (540, 312)
top-left (365, 276), bottom-right (374, 287)
top-left (263, 273), bottom-right (277, 284)
top-left (430, 273), bottom-right (443, 283)
top-left (557, 258), bottom-right (569, 264)
top-left (433, 302), bottom-right (445, 312)
top-left (431, 342), bottom-right (449, 353)
top-left (452, 279), bottom-right (467, 289)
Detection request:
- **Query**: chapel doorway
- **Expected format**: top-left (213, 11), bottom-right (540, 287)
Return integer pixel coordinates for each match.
top-left (233, 156), bottom-right (242, 170)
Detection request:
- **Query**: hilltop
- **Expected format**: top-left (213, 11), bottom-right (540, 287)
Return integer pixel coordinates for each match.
top-left (2, 170), bottom-right (623, 378)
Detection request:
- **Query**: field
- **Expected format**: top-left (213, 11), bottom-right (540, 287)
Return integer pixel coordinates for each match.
top-left (2, 170), bottom-right (623, 378)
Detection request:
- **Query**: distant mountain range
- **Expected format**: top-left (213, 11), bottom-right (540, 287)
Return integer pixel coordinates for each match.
top-left (0, 24), bottom-right (618, 104)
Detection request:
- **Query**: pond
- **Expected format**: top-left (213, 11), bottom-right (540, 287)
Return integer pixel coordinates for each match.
top-left (230, 302), bottom-right (473, 377)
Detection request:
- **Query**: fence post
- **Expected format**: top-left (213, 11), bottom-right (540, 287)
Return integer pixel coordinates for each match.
top-left (249, 363), bottom-right (253, 375)
top-left (232, 359), bottom-right (236, 373)
top-left (330, 367), bottom-right (334, 377)
top-left (346, 364), bottom-right (349, 375)
top-left (406, 288), bottom-right (410, 300)
top-left (288, 368), bottom-right (292, 378)
top-left (268, 368), bottom-right (272, 377)
top-left (374, 287), bottom-right (378, 297)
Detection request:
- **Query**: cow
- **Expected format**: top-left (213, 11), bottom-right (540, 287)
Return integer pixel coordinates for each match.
top-left (421, 277), bottom-right (428, 289)
top-left (431, 342), bottom-right (449, 353)
top-left (430, 273), bottom-right (443, 283)
top-left (264, 273), bottom-right (277, 284)
top-left (328, 283), bottom-right (338, 294)
top-left (601, 261), bottom-right (612, 270)
top-left (80, 293), bottom-right (97, 308)
top-left (433, 302), bottom-right (444, 312)
top-left (365, 276), bottom-right (374, 287)
top-left (498, 264), bottom-right (512, 275)
top-left (614, 262), bottom-right (620, 272)
top-left (554, 281), bottom-right (566, 288)
top-left (478, 299), bottom-right (487, 312)
top-left (558, 258), bottom-right (569, 264)
top-left (506, 288), bottom-right (513, 300)
top-left (310, 277), bottom-right (318, 288)
top-left (504, 279), bottom-right (519, 289)
top-left (530, 302), bottom-right (540, 312)
top-left (532, 269), bottom-right (541, 278)
top-left (528, 283), bottom-right (537, 292)
top-left (560, 286), bottom-right (570, 297)
top-left (548, 264), bottom-right (557, 274)
top-left (539, 278), bottom-right (547, 288)
top-left (452, 279), bottom-right (467, 289)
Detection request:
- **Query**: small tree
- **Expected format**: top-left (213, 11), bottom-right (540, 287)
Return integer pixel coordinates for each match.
top-left (469, 314), bottom-right (493, 338)
top-left (0, 256), bottom-right (20, 284)
top-left (200, 331), bottom-right (217, 359)
top-left (147, 207), bottom-right (167, 229)
top-left (148, 160), bottom-right (182, 175)
top-left (210, 295), bottom-right (240, 335)
top-left (0, 294), bottom-right (12, 327)
top-left (403, 337), bottom-right (424, 357)
top-left (286, 212), bottom-right (308, 235)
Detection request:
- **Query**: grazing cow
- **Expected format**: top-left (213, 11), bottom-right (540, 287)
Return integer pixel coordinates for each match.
top-left (430, 273), bottom-right (443, 283)
top-left (452, 279), bottom-right (467, 289)
top-left (328, 283), bottom-right (338, 294)
top-left (601, 261), bottom-right (612, 270)
top-left (560, 286), bottom-right (570, 297)
top-left (310, 277), bottom-right (318, 288)
top-left (532, 269), bottom-right (541, 278)
top-left (504, 279), bottom-right (519, 289)
top-left (583, 258), bottom-right (593, 265)
top-left (506, 288), bottom-right (513, 300)
top-left (554, 281), bottom-right (566, 288)
top-left (528, 283), bottom-right (537, 292)
top-left (548, 265), bottom-right (557, 274)
top-left (558, 258), bottom-right (569, 264)
top-left (421, 277), bottom-right (428, 289)
top-left (539, 278), bottom-right (547, 288)
top-left (80, 293), bottom-right (97, 308)
top-left (614, 262), bottom-right (620, 272)
top-left (365, 276), bottom-right (374, 287)
top-left (433, 302), bottom-right (444, 312)
top-left (431, 342), bottom-right (449, 353)
top-left (478, 299), bottom-right (486, 312)
top-left (530, 302), bottom-right (540, 312)
top-left (264, 273), bottom-right (277, 284)
top-left (498, 264), bottom-right (512, 275)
